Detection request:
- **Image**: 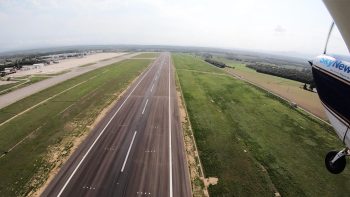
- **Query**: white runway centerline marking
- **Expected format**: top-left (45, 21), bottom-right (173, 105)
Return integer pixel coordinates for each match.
top-left (150, 83), bottom-right (155, 92)
top-left (142, 99), bottom-right (149, 115)
top-left (56, 59), bottom-right (157, 197)
top-left (121, 131), bottom-right (137, 172)
top-left (168, 55), bottom-right (173, 197)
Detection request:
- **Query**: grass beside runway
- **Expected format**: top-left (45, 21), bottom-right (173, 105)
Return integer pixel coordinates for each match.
top-left (216, 56), bottom-right (326, 120)
top-left (0, 81), bottom-right (22, 92)
top-left (173, 53), bottom-right (350, 196)
top-left (0, 76), bottom-right (49, 95)
top-left (0, 59), bottom-right (151, 196)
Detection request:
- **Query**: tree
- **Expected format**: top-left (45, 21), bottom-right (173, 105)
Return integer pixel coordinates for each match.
top-left (303, 83), bottom-right (307, 90)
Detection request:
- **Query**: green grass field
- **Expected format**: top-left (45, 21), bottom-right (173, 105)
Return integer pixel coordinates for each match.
top-left (212, 56), bottom-right (327, 120)
top-left (0, 59), bottom-right (150, 196)
top-left (173, 53), bottom-right (350, 196)
top-left (133, 52), bottom-right (159, 58)
top-left (0, 81), bottom-right (22, 91)
top-left (176, 54), bottom-right (226, 73)
top-left (216, 57), bottom-right (302, 87)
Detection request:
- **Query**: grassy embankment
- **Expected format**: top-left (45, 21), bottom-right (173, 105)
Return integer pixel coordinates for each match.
top-left (0, 59), bottom-right (151, 196)
top-left (173, 53), bottom-right (350, 196)
top-left (214, 57), bottom-right (326, 120)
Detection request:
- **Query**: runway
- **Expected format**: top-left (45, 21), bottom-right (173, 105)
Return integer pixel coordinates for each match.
top-left (42, 53), bottom-right (191, 197)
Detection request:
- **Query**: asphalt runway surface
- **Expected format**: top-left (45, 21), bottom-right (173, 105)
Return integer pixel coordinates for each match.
top-left (42, 53), bottom-right (191, 197)
top-left (0, 53), bottom-right (139, 109)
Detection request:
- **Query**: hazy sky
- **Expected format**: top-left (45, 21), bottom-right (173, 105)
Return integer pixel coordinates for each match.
top-left (0, 0), bottom-right (348, 56)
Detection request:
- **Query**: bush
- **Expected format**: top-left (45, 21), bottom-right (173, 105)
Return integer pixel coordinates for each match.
top-left (205, 59), bottom-right (227, 68)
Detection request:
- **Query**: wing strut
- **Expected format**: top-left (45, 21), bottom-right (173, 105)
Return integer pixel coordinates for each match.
top-left (324, 22), bottom-right (335, 54)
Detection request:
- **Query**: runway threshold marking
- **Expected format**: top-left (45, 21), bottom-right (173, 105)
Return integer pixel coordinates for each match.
top-left (56, 59), bottom-right (157, 197)
top-left (121, 131), bottom-right (137, 172)
top-left (168, 55), bottom-right (173, 197)
top-left (142, 99), bottom-right (149, 115)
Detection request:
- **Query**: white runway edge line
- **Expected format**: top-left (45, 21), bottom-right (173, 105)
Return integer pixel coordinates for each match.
top-left (56, 60), bottom-right (158, 197)
top-left (121, 131), bottom-right (137, 172)
top-left (142, 99), bottom-right (149, 115)
top-left (168, 55), bottom-right (173, 197)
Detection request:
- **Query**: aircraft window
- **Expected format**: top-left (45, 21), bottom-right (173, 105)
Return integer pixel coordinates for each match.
top-left (313, 69), bottom-right (350, 124)
top-left (327, 24), bottom-right (350, 60)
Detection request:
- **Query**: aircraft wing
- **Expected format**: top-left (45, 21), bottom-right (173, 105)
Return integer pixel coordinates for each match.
top-left (323, 0), bottom-right (350, 53)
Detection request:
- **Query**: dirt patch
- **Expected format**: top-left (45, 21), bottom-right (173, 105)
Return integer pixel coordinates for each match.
top-left (275, 192), bottom-right (281, 197)
top-left (177, 92), bottom-right (187, 122)
top-left (203, 177), bottom-right (218, 187)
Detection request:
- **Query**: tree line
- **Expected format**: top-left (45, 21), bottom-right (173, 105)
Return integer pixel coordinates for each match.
top-left (246, 63), bottom-right (313, 84)
top-left (205, 59), bottom-right (227, 68)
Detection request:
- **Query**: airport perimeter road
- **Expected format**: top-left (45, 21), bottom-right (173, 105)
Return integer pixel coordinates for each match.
top-left (0, 53), bottom-right (140, 109)
top-left (42, 53), bottom-right (191, 197)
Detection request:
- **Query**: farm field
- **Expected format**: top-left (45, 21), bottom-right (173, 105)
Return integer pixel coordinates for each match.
top-left (215, 57), bottom-right (327, 120)
top-left (0, 59), bottom-right (151, 196)
top-left (173, 53), bottom-right (350, 196)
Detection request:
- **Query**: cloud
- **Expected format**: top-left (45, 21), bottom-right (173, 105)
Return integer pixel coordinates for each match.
top-left (274, 25), bottom-right (286, 33)
top-left (0, 0), bottom-right (335, 55)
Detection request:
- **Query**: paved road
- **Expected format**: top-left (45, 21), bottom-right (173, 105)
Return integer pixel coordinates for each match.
top-left (42, 53), bottom-right (191, 197)
top-left (0, 53), bottom-right (140, 109)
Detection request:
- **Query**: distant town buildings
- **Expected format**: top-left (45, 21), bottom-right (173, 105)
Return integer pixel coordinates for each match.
top-left (21, 63), bottom-right (44, 71)
top-left (0, 50), bottom-right (101, 77)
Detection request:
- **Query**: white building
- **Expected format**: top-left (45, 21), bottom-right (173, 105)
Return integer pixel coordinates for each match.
top-left (33, 63), bottom-right (44, 69)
